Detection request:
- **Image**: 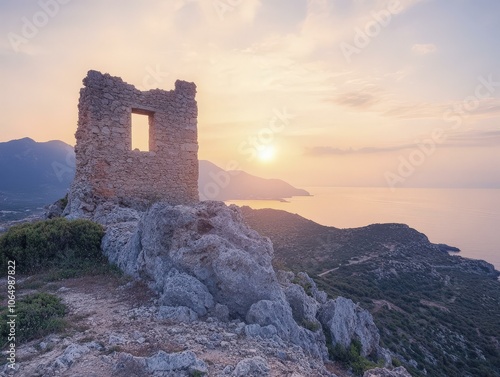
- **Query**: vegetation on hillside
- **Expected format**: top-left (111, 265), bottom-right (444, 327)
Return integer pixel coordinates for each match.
top-left (0, 218), bottom-right (105, 275)
top-left (1, 293), bottom-right (67, 347)
top-left (242, 207), bottom-right (500, 377)
top-left (0, 217), bottom-right (123, 353)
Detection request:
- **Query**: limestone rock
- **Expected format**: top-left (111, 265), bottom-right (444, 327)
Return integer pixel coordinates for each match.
top-left (319, 297), bottom-right (380, 357)
top-left (246, 300), bottom-right (327, 359)
top-left (232, 356), bottom-right (270, 376)
top-left (363, 366), bottom-right (412, 377)
top-left (160, 270), bottom-right (214, 316)
top-left (244, 324), bottom-right (278, 339)
top-left (295, 272), bottom-right (328, 304)
top-left (146, 350), bottom-right (206, 373)
top-left (96, 200), bottom-right (384, 364)
top-left (103, 201), bottom-right (284, 318)
top-left (45, 197), bottom-right (67, 219)
top-left (114, 350), bottom-right (207, 376)
top-left (214, 303), bottom-right (230, 322)
top-left (52, 342), bottom-right (102, 370)
top-left (284, 283), bottom-right (321, 329)
top-left (157, 305), bottom-right (198, 323)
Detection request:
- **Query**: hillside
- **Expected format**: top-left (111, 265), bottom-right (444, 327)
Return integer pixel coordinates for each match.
top-left (199, 160), bottom-right (309, 201)
top-left (1, 201), bottom-right (414, 377)
top-left (240, 207), bottom-right (500, 377)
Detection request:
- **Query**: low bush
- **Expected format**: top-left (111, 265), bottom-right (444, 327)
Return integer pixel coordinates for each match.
top-left (329, 340), bottom-right (378, 376)
top-left (0, 218), bottom-right (105, 275)
top-left (1, 293), bottom-right (67, 346)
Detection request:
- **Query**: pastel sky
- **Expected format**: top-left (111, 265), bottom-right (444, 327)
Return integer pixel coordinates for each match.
top-left (1, 0), bottom-right (500, 188)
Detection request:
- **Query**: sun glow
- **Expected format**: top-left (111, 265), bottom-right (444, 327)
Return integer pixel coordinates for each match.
top-left (257, 145), bottom-right (276, 162)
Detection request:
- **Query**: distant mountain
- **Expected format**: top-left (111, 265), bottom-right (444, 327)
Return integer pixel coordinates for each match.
top-left (199, 160), bottom-right (309, 201)
top-left (0, 137), bottom-right (74, 194)
top-left (0, 138), bottom-right (309, 218)
top-left (0, 137), bottom-right (75, 217)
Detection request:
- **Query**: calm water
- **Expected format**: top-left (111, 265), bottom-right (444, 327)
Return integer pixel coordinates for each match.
top-left (227, 187), bottom-right (500, 271)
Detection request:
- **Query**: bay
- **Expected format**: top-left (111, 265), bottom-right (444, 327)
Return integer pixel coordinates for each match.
top-left (227, 187), bottom-right (500, 271)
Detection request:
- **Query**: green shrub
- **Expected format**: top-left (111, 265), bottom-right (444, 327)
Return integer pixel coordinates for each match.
top-left (190, 371), bottom-right (206, 377)
top-left (302, 320), bottom-right (321, 332)
top-left (329, 340), bottom-right (378, 376)
top-left (1, 293), bottom-right (67, 346)
top-left (0, 218), bottom-right (105, 275)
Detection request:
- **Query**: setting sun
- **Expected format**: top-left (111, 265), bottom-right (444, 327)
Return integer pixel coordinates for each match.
top-left (257, 145), bottom-right (276, 162)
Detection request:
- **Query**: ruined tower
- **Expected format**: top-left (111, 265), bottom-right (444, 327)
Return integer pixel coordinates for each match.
top-left (66, 70), bottom-right (198, 216)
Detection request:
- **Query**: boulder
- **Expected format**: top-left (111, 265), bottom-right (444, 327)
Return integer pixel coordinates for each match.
top-left (114, 350), bottom-right (207, 376)
top-left (160, 270), bottom-right (214, 316)
top-left (233, 356), bottom-right (270, 376)
top-left (52, 342), bottom-right (102, 370)
top-left (102, 201), bottom-right (285, 317)
top-left (157, 306), bottom-right (198, 323)
top-left (244, 324), bottom-right (278, 339)
top-left (319, 297), bottom-right (380, 357)
top-left (246, 300), bottom-right (327, 359)
top-left (363, 367), bottom-right (412, 377)
top-left (284, 283), bottom-right (321, 329)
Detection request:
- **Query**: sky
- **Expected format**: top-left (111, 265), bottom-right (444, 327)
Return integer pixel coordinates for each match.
top-left (1, 0), bottom-right (500, 189)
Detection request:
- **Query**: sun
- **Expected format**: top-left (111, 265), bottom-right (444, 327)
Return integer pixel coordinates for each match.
top-left (257, 145), bottom-right (276, 162)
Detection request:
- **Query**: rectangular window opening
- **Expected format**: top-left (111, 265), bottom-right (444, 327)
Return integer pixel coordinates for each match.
top-left (131, 111), bottom-right (152, 152)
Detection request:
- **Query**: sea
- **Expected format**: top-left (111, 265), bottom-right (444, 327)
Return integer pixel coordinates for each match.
top-left (226, 187), bottom-right (500, 271)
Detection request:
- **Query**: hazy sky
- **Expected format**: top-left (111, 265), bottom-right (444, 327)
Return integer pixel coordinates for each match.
top-left (1, 0), bottom-right (500, 188)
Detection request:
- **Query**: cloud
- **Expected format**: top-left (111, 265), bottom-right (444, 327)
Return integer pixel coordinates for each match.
top-left (305, 129), bottom-right (500, 157)
top-left (412, 43), bottom-right (437, 55)
top-left (304, 144), bottom-right (414, 156)
top-left (334, 92), bottom-right (379, 108)
top-left (447, 129), bottom-right (500, 146)
top-left (383, 97), bottom-right (500, 120)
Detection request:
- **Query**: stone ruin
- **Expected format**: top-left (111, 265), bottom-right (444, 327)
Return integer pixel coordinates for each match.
top-left (66, 70), bottom-right (198, 215)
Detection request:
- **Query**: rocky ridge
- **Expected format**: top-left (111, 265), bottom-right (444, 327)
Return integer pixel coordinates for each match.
top-left (86, 199), bottom-right (409, 375)
top-left (1, 199), bottom-right (413, 376)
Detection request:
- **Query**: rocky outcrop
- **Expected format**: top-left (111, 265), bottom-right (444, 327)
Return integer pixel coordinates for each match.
top-left (113, 350), bottom-right (208, 376)
top-left (53, 342), bottom-right (103, 371)
top-left (232, 356), bottom-right (270, 376)
top-left (319, 297), bottom-right (380, 357)
top-left (70, 200), bottom-right (389, 368)
top-left (104, 201), bottom-right (284, 317)
top-left (98, 201), bottom-right (332, 359)
top-left (156, 305), bottom-right (198, 323)
top-left (363, 366), bottom-right (412, 377)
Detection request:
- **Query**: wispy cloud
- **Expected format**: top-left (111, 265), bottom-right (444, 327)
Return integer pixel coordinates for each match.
top-left (383, 97), bottom-right (500, 120)
top-left (304, 144), bottom-right (414, 156)
top-left (305, 129), bottom-right (500, 157)
top-left (412, 43), bottom-right (437, 55)
top-left (334, 91), bottom-right (380, 108)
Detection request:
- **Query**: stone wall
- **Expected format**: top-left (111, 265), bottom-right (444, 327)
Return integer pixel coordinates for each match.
top-left (67, 70), bottom-right (198, 214)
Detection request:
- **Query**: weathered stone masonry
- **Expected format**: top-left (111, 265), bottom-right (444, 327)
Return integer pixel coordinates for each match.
top-left (67, 70), bottom-right (198, 214)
